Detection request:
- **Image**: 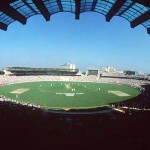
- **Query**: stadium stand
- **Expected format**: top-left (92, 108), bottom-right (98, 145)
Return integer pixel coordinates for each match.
top-left (0, 75), bottom-right (150, 149)
top-left (3, 67), bottom-right (79, 76)
top-left (0, 70), bottom-right (4, 75)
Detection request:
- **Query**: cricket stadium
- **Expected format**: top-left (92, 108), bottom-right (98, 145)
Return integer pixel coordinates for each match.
top-left (0, 0), bottom-right (150, 149)
top-left (0, 80), bottom-right (141, 112)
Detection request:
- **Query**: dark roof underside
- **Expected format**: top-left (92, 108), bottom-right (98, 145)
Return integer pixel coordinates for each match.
top-left (0, 0), bottom-right (150, 34)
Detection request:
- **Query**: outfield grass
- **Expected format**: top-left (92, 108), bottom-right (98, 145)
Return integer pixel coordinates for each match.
top-left (0, 81), bottom-right (141, 110)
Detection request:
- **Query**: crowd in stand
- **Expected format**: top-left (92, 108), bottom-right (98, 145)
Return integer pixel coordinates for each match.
top-left (113, 84), bottom-right (150, 111)
top-left (0, 75), bottom-right (98, 85)
top-left (0, 95), bottom-right (40, 109)
top-left (0, 74), bottom-right (149, 86)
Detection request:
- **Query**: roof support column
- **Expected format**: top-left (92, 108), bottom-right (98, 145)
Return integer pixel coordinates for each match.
top-left (118, 2), bottom-right (135, 16)
top-left (106, 0), bottom-right (127, 22)
top-left (0, 4), bottom-right (27, 25)
top-left (0, 22), bottom-right (8, 31)
top-left (132, 0), bottom-right (150, 7)
top-left (147, 28), bottom-right (150, 34)
top-left (91, 0), bottom-right (98, 11)
top-left (22, 0), bottom-right (37, 14)
top-left (131, 11), bottom-right (150, 28)
top-left (32, 0), bottom-right (50, 21)
top-left (57, 0), bottom-right (63, 12)
top-left (75, 0), bottom-right (81, 19)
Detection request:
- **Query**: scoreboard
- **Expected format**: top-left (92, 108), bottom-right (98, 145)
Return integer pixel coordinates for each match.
top-left (86, 69), bottom-right (99, 76)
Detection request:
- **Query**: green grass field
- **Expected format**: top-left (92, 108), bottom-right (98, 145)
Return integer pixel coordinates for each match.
top-left (0, 81), bottom-right (141, 110)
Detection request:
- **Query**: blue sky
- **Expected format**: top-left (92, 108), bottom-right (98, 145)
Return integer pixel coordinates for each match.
top-left (0, 12), bottom-right (150, 73)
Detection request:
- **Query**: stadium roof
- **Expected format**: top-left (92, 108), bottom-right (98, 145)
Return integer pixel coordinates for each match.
top-left (0, 0), bottom-right (150, 34)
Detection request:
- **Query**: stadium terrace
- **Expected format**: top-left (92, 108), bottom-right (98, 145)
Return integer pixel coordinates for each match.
top-left (3, 66), bottom-right (79, 76)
